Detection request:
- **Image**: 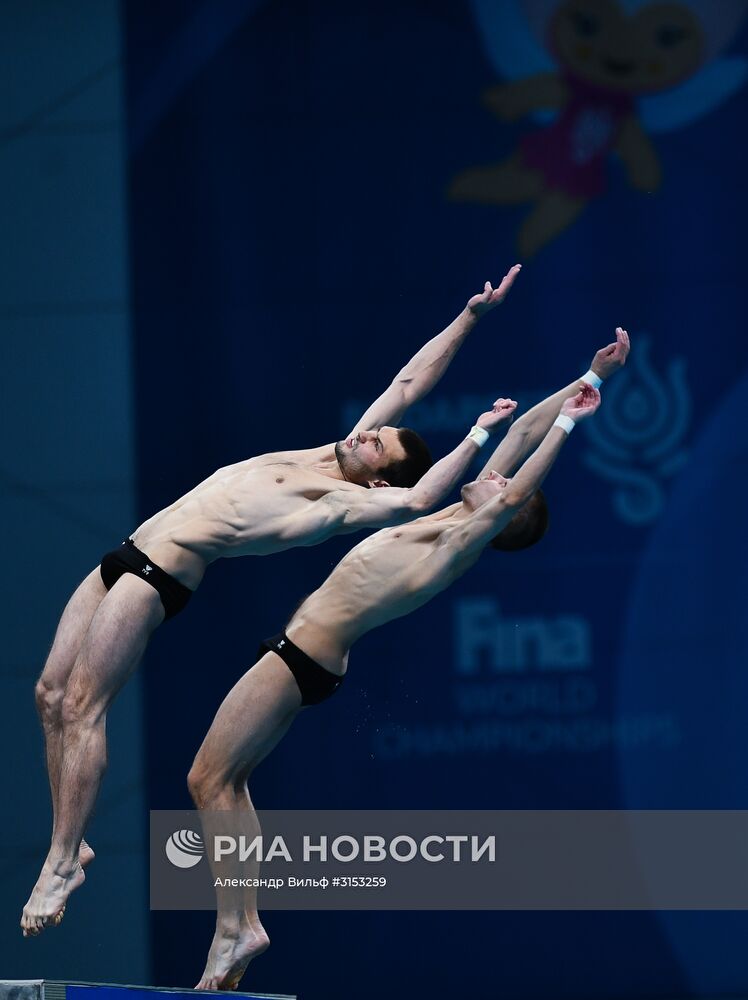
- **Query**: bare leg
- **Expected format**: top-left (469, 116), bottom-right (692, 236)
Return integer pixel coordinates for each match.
top-left (35, 569), bottom-right (107, 871)
top-left (518, 191), bottom-right (587, 258)
top-left (188, 651), bottom-right (302, 991)
top-left (21, 575), bottom-right (164, 935)
top-left (449, 153), bottom-right (544, 205)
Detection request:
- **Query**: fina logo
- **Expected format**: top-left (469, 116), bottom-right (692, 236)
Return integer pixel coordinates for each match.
top-left (582, 335), bottom-right (690, 525)
top-left (165, 829), bottom-right (204, 869)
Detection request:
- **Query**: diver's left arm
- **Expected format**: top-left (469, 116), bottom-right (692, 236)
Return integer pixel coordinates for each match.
top-left (347, 265), bottom-right (522, 436)
top-left (480, 327), bottom-right (629, 478)
top-left (459, 385), bottom-right (601, 551)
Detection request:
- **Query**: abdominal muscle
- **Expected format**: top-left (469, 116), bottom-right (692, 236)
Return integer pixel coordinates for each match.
top-left (285, 519), bottom-right (452, 675)
top-left (128, 459), bottom-right (328, 589)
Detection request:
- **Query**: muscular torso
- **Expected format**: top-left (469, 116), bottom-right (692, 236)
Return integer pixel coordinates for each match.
top-left (130, 449), bottom-right (359, 588)
top-left (286, 504), bottom-right (479, 673)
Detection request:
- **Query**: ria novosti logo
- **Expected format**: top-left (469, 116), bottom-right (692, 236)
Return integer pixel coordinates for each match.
top-left (165, 829), bottom-right (204, 868)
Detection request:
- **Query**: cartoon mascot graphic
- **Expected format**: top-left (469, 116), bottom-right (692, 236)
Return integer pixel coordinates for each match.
top-left (451, 0), bottom-right (748, 256)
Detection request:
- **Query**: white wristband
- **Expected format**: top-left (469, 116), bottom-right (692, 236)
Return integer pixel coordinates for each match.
top-left (581, 369), bottom-right (603, 390)
top-left (467, 425), bottom-right (489, 448)
top-left (553, 414), bottom-right (576, 435)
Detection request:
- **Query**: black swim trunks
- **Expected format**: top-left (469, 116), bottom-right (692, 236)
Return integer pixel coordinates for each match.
top-left (258, 631), bottom-right (344, 706)
top-left (99, 538), bottom-right (193, 620)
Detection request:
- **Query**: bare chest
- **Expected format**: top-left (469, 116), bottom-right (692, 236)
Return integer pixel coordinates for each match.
top-left (201, 463), bottom-right (333, 519)
top-left (342, 521), bottom-right (446, 586)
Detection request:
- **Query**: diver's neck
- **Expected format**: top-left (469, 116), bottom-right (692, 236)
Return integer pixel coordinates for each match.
top-left (312, 459), bottom-right (348, 482)
top-left (446, 501), bottom-right (471, 521)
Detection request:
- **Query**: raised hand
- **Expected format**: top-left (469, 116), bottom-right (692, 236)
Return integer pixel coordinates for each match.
top-left (467, 264), bottom-right (522, 319)
top-left (476, 398), bottom-right (518, 432)
top-left (560, 384), bottom-right (600, 423)
top-left (590, 327), bottom-right (630, 380)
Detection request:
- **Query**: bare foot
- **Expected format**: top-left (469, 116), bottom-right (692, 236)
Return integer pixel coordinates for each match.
top-left (20, 860), bottom-right (85, 937)
top-left (79, 839), bottom-right (95, 869)
top-left (195, 918), bottom-right (270, 991)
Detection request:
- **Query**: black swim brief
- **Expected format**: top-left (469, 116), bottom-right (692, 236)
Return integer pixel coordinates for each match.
top-left (257, 631), bottom-right (343, 706)
top-left (99, 538), bottom-right (193, 620)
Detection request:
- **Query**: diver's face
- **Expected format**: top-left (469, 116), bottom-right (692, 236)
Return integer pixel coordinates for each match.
top-left (550, 0), bottom-right (704, 93)
top-left (334, 426), bottom-right (406, 484)
top-left (460, 469), bottom-right (509, 511)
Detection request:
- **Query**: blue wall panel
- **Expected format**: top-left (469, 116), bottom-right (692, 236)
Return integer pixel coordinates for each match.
top-left (124, 2), bottom-right (748, 996)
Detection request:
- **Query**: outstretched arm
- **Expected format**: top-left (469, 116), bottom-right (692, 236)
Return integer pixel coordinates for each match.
top-left (324, 398), bottom-right (517, 532)
top-left (481, 326), bottom-right (629, 478)
top-left (458, 385), bottom-right (601, 551)
top-left (347, 265), bottom-right (522, 436)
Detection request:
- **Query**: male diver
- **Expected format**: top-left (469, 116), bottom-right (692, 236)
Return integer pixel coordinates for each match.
top-left (187, 328), bottom-right (628, 989)
top-left (22, 265), bottom-right (523, 935)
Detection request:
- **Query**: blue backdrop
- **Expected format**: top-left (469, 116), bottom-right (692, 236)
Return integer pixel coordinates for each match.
top-left (0, 1), bottom-right (148, 982)
top-left (123, 1), bottom-right (748, 996)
